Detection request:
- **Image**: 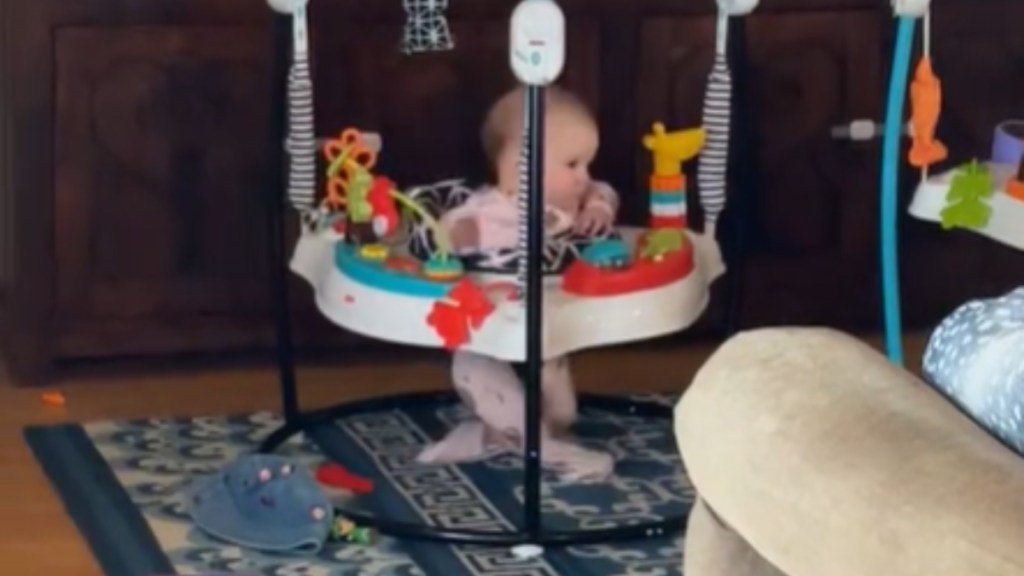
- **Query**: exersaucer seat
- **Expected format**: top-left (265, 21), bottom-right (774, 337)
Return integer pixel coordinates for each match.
top-left (289, 172), bottom-right (726, 362)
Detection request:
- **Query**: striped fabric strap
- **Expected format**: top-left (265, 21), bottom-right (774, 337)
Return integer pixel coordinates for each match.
top-left (515, 89), bottom-right (533, 299)
top-left (696, 52), bottom-right (731, 229)
top-left (285, 8), bottom-right (316, 214)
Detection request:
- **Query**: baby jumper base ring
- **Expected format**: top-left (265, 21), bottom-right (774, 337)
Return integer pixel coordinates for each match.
top-left (258, 391), bottom-right (682, 546)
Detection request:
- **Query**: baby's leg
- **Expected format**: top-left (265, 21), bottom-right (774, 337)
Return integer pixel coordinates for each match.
top-left (415, 351), bottom-right (514, 465)
top-left (441, 351), bottom-right (613, 482)
top-left (543, 356), bottom-right (577, 433)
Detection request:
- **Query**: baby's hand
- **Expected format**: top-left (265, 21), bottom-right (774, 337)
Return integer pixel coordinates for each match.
top-left (449, 218), bottom-right (480, 250)
top-left (573, 203), bottom-right (615, 236)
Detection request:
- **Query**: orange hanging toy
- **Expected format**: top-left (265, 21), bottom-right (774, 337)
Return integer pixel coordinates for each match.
top-left (908, 56), bottom-right (948, 169)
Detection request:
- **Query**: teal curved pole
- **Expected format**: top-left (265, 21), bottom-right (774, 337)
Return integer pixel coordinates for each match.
top-left (880, 16), bottom-right (916, 364)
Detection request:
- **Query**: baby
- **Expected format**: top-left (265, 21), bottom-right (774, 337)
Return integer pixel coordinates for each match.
top-left (415, 86), bottom-right (619, 482)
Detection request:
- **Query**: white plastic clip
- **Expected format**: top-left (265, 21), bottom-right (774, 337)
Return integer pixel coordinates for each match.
top-left (716, 0), bottom-right (760, 16)
top-left (267, 0), bottom-right (308, 14)
top-left (831, 119), bottom-right (912, 141)
top-left (890, 0), bottom-right (931, 17)
top-left (509, 0), bottom-right (566, 86)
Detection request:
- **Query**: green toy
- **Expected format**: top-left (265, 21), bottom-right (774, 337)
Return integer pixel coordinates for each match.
top-left (329, 516), bottom-right (374, 545)
top-left (641, 229), bottom-right (686, 259)
top-left (940, 159), bottom-right (993, 231)
top-left (346, 167), bottom-right (374, 222)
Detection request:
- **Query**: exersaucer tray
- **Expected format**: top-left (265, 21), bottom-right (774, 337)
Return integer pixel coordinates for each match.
top-left (289, 226), bottom-right (726, 362)
top-left (909, 162), bottom-right (1024, 251)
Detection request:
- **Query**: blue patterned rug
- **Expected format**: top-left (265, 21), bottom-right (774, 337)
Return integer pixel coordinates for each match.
top-left (24, 394), bottom-right (691, 576)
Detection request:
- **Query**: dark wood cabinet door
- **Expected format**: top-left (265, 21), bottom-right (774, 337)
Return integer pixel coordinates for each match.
top-left (54, 27), bottom-right (280, 357)
top-left (900, 2), bottom-right (1024, 326)
top-left (738, 10), bottom-right (887, 329)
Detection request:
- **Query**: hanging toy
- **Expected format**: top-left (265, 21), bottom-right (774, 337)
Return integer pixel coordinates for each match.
top-left (268, 0), bottom-right (317, 223)
top-left (696, 0), bottom-right (759, 239)
top-left (907, 9), bottom-right (947, 175)
top-left (401, 0), bottom-right (454, 54)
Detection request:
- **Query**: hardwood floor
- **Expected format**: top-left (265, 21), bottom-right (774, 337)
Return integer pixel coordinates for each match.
top-left (0, 333), bottom-right (926, 575)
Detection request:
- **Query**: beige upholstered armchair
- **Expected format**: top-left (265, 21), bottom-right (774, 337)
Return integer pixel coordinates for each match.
top-left (675, 327), bottom-right (1024, 576)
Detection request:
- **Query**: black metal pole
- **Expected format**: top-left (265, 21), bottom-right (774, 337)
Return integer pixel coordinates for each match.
top-left (268, 13), bottom-right (301, 421)
top-left (722, 17), bottom-right (754, 336)
top-left (523, 85), bottom-right (545, 539)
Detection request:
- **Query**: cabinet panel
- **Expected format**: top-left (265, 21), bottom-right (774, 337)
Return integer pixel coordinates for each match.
top-left (53, 27), bottom-right (284, 356)
top-left (740, 10), bottom-right (886, 329)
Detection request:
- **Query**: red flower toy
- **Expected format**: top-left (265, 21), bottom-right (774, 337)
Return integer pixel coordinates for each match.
top-left (426, 279), bottom-right (495, 349)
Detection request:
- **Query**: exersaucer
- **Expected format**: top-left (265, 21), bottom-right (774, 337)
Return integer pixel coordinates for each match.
top-left (290, 199), bottom-right (725, 362)
top-left (260, 0), bottom-right (746, 550)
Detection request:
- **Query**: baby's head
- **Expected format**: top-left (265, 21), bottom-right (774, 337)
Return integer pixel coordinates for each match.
top-left (481, 85), bottom-right (599, 211)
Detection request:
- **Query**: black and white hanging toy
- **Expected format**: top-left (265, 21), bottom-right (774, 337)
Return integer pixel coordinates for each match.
top-left (697, 0), bottom-right (759, 239)
top-left (268, 0), bottom-right (318, 226)
top-left (402, 0), bottom-right (454, 54)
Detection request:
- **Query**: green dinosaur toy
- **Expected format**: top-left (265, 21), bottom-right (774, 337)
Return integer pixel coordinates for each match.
top-left (641, 229), bottom-right (686, 259)
top-left (940, 159), bottom-right (993, 231)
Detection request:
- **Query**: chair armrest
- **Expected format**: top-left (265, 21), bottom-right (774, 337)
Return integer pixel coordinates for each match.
top-left (676, 327), bottom-right (1024, 576)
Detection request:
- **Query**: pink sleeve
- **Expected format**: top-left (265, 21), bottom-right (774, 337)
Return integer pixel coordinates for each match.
top-left (439, 189), bottom-right (492, 233)
top-left (439, 188), bottom-right (520, 252)
top-left (583, 181), bottom-right (619, 216)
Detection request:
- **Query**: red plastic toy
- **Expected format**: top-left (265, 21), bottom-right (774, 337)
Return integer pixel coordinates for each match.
top-left (316, 462), bottom-right (374, 494)
top-left (426, 279), bottom-right (495, 349)
top-left (562, 237), bottom-right (694, 297)
top-left (367, 176), bottom-right (400, 237)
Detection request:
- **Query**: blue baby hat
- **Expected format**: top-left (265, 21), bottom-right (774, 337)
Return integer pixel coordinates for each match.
top-left (923, 287), bottom-right (1024, 452)
top-left (185, 454), bottom-right (333, 554)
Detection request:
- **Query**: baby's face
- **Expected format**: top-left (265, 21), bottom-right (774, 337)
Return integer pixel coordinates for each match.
top-left (497, 106), bottom-right (598, 212)
top-left (543, 112), bottom-right (599, 212)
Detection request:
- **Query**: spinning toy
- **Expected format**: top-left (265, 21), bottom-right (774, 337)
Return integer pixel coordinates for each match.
top-left (261, 0), bottom-right (745, 550)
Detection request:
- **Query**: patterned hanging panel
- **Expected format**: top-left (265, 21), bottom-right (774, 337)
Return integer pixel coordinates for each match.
top-left (285, 6), bottom-right (317, 214)
top-left (696, 16), bottom-right (732, 235)
top-left (402, 0), bottom-right (455, 53)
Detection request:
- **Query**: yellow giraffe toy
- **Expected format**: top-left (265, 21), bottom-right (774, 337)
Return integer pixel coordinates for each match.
top-left (642, 122), bottom-right (704, 228)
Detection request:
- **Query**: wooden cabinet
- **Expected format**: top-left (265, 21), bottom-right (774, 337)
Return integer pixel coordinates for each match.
top-left (2, 0), bottom-right (1023, 384)
top-left (53, 27), bottom-right (273, 357)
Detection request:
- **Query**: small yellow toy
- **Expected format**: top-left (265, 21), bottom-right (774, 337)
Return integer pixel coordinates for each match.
top-left (642, 122), bottom-right (704, 229)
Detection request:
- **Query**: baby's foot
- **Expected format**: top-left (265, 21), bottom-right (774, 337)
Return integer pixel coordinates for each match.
top-left (416, 421), bottom-right (506, 465)
top-left (545, 440), bottom-right (615, 483)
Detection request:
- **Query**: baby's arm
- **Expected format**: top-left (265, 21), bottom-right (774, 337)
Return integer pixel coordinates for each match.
top-left (440, 200), bottom-right (482, 252)
top-left (440, 189), bottom-right (519, 252)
